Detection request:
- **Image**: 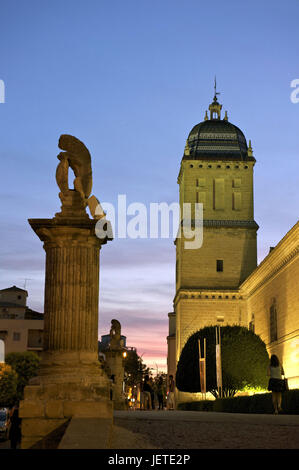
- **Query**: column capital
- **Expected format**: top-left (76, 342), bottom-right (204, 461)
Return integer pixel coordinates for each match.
top-left (28, 217), bottom-right (110, 249)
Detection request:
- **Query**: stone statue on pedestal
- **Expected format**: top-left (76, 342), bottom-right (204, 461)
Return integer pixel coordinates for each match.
top-left (19, 135), bottom-right (113, 448)
top-left (109, 319), bottom-right (122, 350)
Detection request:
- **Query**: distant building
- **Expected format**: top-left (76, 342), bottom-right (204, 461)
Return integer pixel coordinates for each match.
top-left (0, 286), bottom-right (44, 355)
top-left (98, 334), bottom-right (127, 352)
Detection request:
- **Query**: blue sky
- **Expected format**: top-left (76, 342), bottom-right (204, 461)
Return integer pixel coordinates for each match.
top-left (0, 0), bottom-right (298, 371)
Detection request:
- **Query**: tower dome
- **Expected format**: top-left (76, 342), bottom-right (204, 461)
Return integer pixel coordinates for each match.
top-left (184, 89), bottom-right (254, 161)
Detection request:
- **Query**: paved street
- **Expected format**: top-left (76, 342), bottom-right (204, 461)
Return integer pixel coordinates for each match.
top-left (0, 439), bottom-right (10, 449)
top-left (1, 410), bottom-right (299, 449)
top-left (113, 410), bottom-right (299, 449)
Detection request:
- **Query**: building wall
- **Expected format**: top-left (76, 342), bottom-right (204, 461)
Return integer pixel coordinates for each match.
top-left (0, 287), bottom-right (28, 308)
top-left (0, 319), bottom-right (44, 354)
top-left (178, 159), bottom-right (255, 222)
top-left (0, 306), bottom-right (26, 319)
top-left (241, 221), bottom-right (299, 389)
top-left (170, 221), bottom-right (299, 401)
top-left (174, 291), bottom-right (246, 363)
top-left (167, 335), bottom-right (176, 378)
top-left (176, 226), bottom-right (257, 290)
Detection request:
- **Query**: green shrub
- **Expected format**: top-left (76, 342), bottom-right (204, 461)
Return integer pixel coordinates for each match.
top-left (176, 325), bottom-right (269, 397)
top-left (178, 400), bottom-right (214, 411)
top-left (178, 389), bottom-right (299, 414)
top-left (0, 363), bottom-right (18, 407)
top-left (5, 351), bottom-right (40, 399)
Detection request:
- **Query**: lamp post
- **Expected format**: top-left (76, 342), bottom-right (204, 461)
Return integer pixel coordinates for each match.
top-left (216, 326), bottom-right (223, 398)
top-left (0, 339), bottom-right (4, 363)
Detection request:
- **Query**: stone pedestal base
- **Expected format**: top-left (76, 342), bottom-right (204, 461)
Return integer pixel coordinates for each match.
top-left (105, 350), bottom-right (127, 410)
top-left (20, 356), bottom-right (113, 449)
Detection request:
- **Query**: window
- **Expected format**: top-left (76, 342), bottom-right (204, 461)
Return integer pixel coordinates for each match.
top-left (270, 303), bottom-right (278, 342)
top-left (216, 260), bottom-right (223, 272)
top-left (249, 314), bottom-right (255, 333)
top-left (27, 329), bottom-right (43, 349)
top-left (0, 330), bottom-right (8, 340)
top-left (13, 332), bottom-right (21, 341)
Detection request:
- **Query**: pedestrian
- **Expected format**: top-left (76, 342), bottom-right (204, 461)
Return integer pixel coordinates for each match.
top-left (267, 354), bottom-right (286, 414)
top-left (149, 377), bottom-right (155, 410)
top-left (156, 376), bottom-right (165, 410)
top-left (142, 375), bottom-right (152, 410)
top-left (167, 375), bottom-right (175, 410)
top-left (139, 380), bottom-right (145, 410)
top-left (9, 405), bottom-right (22, 449)
top-left (109, 374), bottom-right (115, 401)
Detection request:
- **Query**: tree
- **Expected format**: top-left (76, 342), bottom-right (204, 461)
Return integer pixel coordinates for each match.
top-left (176, 325), bottom-right (269, 397)
top-left (5, 351), bottom-right (40, 399)
top-left (0, 363), bottom-right (18, 407)
top-left (123, 349), bottom-right (150, 388)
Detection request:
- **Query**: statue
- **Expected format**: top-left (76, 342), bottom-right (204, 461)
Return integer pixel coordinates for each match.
top-left (56, 134), bottom-right (92, 201)
top-left (109, 319), bottom-right (121, 349)
top-left (55, 134), bottom-right (106, 220)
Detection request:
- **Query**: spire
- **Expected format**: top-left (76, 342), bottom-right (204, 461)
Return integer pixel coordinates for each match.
top-left (184, 139), bottom-right (190, 156)
top-left (213, 76), bottom-right (220, 102)
top-left (248, 140), bottom-right (253, 157)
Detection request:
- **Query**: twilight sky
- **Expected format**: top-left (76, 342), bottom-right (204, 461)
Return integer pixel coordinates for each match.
top-left (0, 1), bottom-right (298, 372)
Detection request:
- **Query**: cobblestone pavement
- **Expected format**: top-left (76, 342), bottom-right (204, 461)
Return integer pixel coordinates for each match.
top-left (113, 410), bottom-right (299, 449)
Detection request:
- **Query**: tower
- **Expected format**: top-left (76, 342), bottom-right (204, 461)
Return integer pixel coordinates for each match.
top-left (171, 88), bottom-right (258, 392)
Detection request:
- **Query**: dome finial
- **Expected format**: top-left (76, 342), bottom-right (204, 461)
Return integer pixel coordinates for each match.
top-left (209, 76), bottom-right (222, 119)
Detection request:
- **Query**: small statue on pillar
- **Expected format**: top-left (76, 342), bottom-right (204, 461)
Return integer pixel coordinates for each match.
top-left (109, 319), bottom-right (122, 350)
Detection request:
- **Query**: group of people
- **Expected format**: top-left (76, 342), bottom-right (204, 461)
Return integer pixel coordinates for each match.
top-left (139, 374), bottom-right (175, 410)
top-left (137, 355), bottom-right (288, 415)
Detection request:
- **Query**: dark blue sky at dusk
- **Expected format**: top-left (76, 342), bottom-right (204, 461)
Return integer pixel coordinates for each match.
top-left (0, 1), bottom-right (298, 371)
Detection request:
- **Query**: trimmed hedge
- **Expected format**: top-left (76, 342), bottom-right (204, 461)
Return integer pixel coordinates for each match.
top-left (176, 326), bottom-right (269, 397)
top-left (178, 389), bottom-right (299, 414)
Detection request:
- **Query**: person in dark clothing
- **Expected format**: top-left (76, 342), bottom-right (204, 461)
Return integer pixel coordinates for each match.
top-left (142, 375), bottom-right (152, 410)
top-left (110, 375), bottom-right (115, 401)
top-left (156, 376), bottom-right (165, 410)
top-left (9, 406), bottom-right (22, 449)
top-left (149, 377), bottom-right (155, 410)
top-left (267, 355), bottom-right (285, 414)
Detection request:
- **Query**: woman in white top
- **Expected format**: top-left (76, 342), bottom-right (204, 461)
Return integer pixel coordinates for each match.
top-left (267, 354), bottom-right (285, 414)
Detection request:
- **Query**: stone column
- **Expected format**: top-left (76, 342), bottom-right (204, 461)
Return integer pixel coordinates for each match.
top-left (38, 218), bottom-right (102, 360)
top-left (19, 135), bottom-right (113, 449)
top-left (20, 217), bottom-right (112, 448)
